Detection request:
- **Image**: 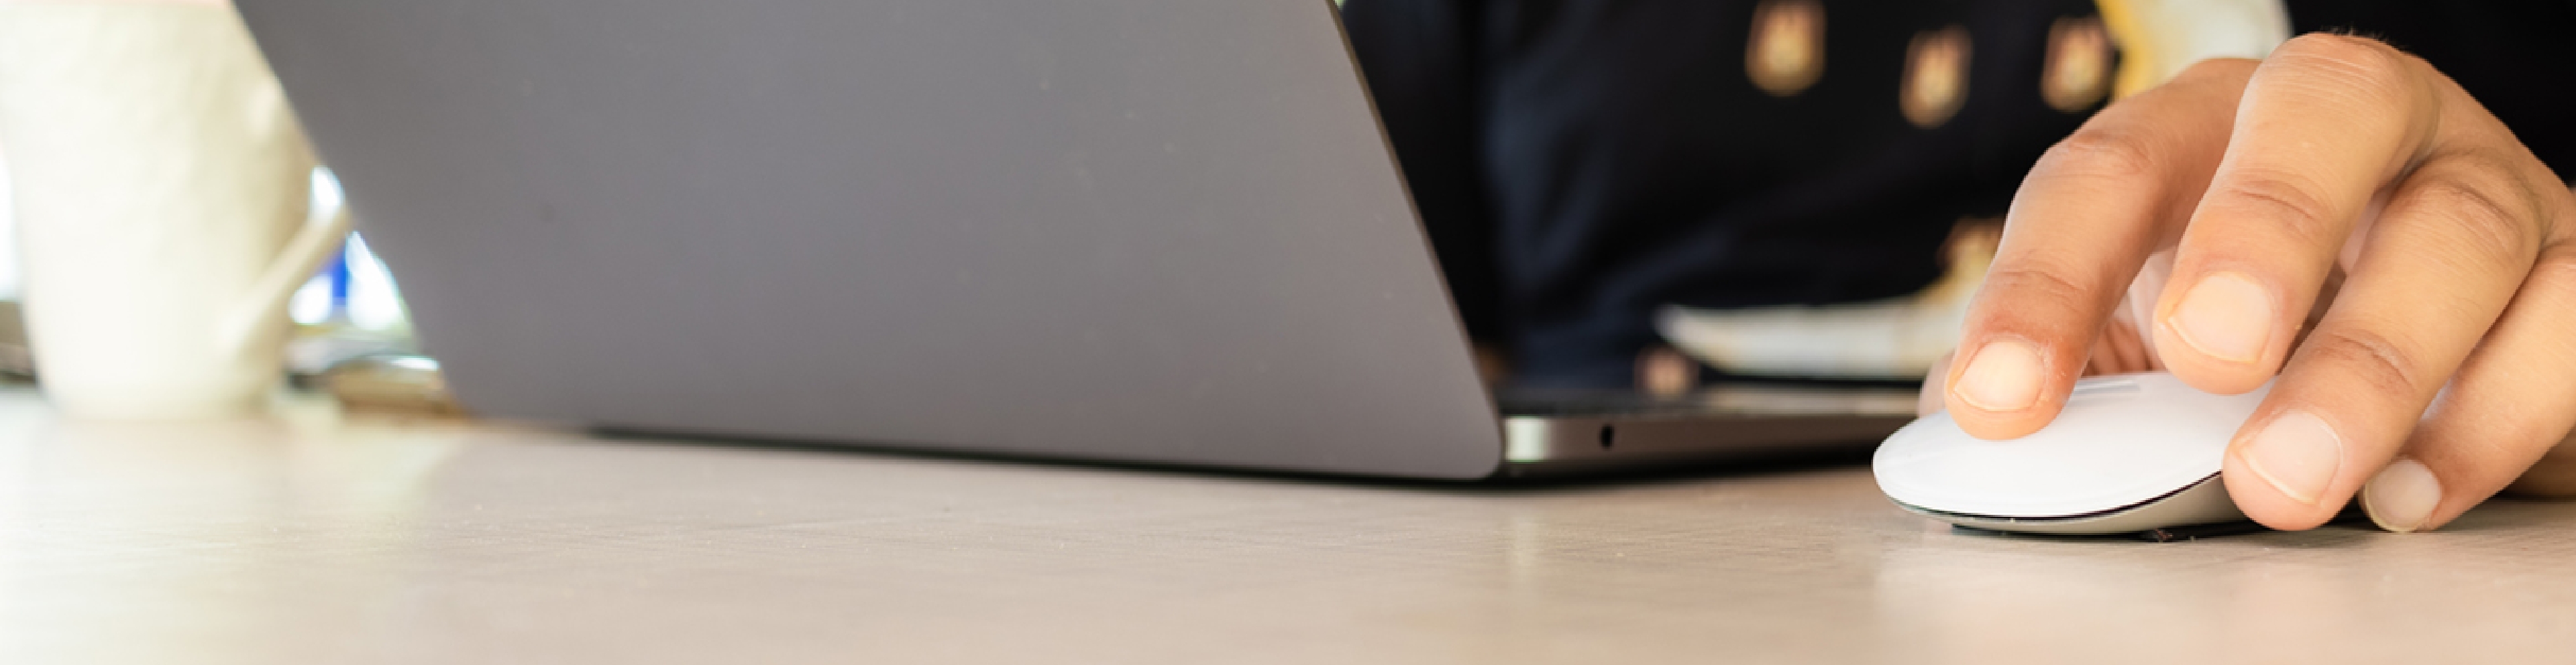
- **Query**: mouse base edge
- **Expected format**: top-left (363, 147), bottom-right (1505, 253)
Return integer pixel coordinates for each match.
top-left (1894, 473), bottom-right (2246, 536)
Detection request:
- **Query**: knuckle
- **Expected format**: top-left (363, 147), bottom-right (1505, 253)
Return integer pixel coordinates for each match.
top-left (1975, 260), bottom-right (2109, 335)
top-left (2272, 34), bottom-right (2418, 99)
top-left (2174, 57), bottom-right (2259, 84)
top-left (2392, 158), bottom-right (2543, 266)
top-left (2299, 326), bottom-right (2426, 397)
top-left (2557, 186), bottom-right (2576, 241)
top-left (2039, 126), bottom-right (2159, 180)
top-left (2528, 247), bottom-right (2576, 288)
top-left (2518, 247), bottom-right (2576, 314)
top-left (2278, 33), bottom-right (2400, 64)
top-left (2208, 168), bottom-right (2345, 246)
top-left (1986, 262), bottom-right (2092, 305)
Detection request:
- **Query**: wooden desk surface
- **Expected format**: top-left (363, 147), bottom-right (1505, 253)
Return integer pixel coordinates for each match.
top-left (2, 387), bottom-right (2571, 664)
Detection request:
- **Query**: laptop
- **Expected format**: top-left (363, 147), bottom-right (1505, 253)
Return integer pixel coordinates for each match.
top-left (235, 0), bottom-right (1918, 479)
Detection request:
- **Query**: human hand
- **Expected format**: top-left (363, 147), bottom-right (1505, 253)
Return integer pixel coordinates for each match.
top-left (1924, 35), bottom-right (2576, 532)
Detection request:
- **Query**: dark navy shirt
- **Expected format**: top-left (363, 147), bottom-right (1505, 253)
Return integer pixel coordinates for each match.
top-left (1342, 0), bottom-right (2576, 388)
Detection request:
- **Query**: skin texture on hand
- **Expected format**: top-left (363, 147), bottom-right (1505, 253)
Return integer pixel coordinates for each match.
top-left (1925, 35), bottom-right (2576, 534)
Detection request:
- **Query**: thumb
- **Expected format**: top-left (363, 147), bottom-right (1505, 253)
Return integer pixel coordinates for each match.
top-left (2105, 249), bottom-right (2177, 373)
top-left (1919, 351), bottom-right (1957, 416)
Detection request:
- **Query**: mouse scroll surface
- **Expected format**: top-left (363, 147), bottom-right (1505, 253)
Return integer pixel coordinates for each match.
top-left (1873, 373), bottom-right (2271, 533)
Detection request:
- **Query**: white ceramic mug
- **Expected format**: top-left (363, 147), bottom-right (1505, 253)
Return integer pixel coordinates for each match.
top-left (0, 2), bottom-right (350, 419)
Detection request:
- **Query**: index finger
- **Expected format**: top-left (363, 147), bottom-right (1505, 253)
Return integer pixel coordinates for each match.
top-left (1942, 60), bottom-right (2251, 439)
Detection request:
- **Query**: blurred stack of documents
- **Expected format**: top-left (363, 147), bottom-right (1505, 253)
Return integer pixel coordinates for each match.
top-left (1658, 225), bottom-right (1994, 380)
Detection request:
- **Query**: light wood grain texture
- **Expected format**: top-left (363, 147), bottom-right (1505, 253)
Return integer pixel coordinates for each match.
top-left (0, 387), bottom-right (2569, 664)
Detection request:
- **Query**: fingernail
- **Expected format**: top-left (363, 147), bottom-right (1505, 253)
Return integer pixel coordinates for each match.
top-left (2363, 457), bottom-right (2442, 533)
top-left (1952, 339), bottom-right (2044, 412)
top-left (2239, 410), bottom-right (2345, 505)
top-left (2167, 271), bottom-right (2275, 364)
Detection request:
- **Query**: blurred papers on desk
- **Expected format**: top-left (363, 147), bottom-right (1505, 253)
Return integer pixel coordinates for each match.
top-left (1657, 223), bottom-right (1998, 380)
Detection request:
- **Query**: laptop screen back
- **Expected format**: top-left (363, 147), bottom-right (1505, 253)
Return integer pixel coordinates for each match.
top-left (237, 0), bottom-right (1505, 478)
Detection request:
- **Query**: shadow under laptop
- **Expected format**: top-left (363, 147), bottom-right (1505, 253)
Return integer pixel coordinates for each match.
top-left (586, 424), bottom-right (1883, 494)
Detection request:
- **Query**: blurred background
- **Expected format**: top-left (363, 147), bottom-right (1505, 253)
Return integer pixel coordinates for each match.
top-left (6, 0), bottom-right (2569, 416)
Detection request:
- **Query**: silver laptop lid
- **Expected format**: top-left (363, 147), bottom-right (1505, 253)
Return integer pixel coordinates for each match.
top-left (237, 0), bottom-right (1505, 478)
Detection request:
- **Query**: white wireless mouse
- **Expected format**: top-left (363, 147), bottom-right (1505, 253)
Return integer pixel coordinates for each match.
top-left (1873, 372), bottom-right (2269, 535)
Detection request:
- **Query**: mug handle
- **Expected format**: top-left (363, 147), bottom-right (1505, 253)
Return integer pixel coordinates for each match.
top-left (213, 204), bottom-right (356, 358)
